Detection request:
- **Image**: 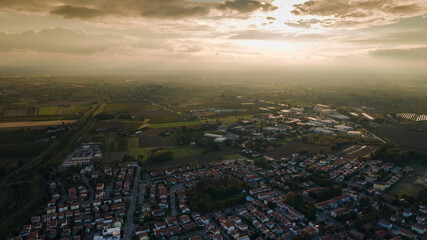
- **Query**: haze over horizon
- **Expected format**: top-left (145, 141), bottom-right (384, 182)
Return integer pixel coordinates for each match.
top-left (1, 0), bottom-right (427, 75)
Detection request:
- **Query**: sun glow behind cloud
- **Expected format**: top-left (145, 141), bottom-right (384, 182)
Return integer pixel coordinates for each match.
top-left (0, 0), bottom-right (426, 73)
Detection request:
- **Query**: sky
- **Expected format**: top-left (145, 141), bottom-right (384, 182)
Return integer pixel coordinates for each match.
top-left (0, 0), bottom-right (426, 75)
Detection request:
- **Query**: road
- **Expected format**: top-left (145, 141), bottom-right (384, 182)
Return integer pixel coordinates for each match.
top-left (123, 166), bottom-right (140, 240)
top-left (105, 179), bottom-right (114, 200)
top-left (139, 183), bottom-right (146, 205)
top-left (363, 127), bottom-right (387, 144)
top-left (169, 184), bottom-right (186, 217)
top-left (81, 174), bottom-right (94, 201)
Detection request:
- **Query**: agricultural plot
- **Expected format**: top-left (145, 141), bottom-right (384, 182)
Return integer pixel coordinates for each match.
top-left (171, 146), bottom-right (204, 159)
top-left (139, 133), bottom-right (176, 148)
top-left (377, 125), bottom-right (427, 153)
top-left (149, 121), bottom-right (201, 128)
top-left (0, 120), bottom-right (77, 129)
top-left (38, 106), bottom-right (58, 115)
top-left (104, 101), bottom-right (160, 113)
top-left (102, 151), bottom-right (126, 163)
top-left (4, 108), bottom-right (30, 117)
top-left (145, 148), bottom-right (239, 169)
top-left (0, 130), bottom-right (50, 144)
top-left (144, 110), bottom-right (181, 123)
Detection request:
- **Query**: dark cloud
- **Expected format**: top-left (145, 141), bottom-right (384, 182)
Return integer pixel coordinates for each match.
top-left (0, 27), bottom-right (124, 53)
top-left (291, 0), bottom-right (421, 17)
top-left (51, 5), bottom-right (106, 19)
top-left (1, 0), bottom-right (277, 20)
top-left (290, 0), bottom-right (426, 28)
top-left (285, 19), bottom-right (320, 28)
top-left (370, 47), bottom-right (427, 60)
top-left (216, 0), bottom-right (278, 13)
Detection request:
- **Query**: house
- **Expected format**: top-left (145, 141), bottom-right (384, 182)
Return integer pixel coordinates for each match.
top-left (188, 235), bottom-right (202, 240)
top-left (378, 220), bottom-right (392, 230)
top-left (180, 215), bottom-right (191, 224)
top-left (411, 223), bottom-right (426, 235)
top-left (166, 217), bottom-right (178, 226)
top-left (398, 229), bottom-right (417, 239)
top-left (331, 208), bottom-right (351, 218)
top-left (155, 222), bottom-right (166, 229)
top-left (221, 220), bottom-right (235, 234)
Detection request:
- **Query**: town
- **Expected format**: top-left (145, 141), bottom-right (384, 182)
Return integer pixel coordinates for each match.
top-left (6, 103), bottom-right (426, 240)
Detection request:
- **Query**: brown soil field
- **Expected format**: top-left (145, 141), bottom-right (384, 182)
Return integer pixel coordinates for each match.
top-left (0, 120), bottom-right (76, 129)
top-left (4, 109), bottom-right (28, 117)
top-left (139, 128), bottom-right (175, 148)
top-left (377, 125), bottom-right (427, 153)
top-left (266, 143), bottom-right (331, 159)
top-left (145, 148), bottom-right (238, 169)
top-left (103, 151), bottom-right (126, 163)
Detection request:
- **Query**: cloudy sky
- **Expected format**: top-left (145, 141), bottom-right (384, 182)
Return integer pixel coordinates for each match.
top-left (0, 0), bottom-right (426, 74)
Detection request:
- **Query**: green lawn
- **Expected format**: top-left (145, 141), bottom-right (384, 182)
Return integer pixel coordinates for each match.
top-left (172, 145), bottom-right (204, 159)
top-left (104, 101), bottom-right (159, 112)
top-left (388, 161), bottom-right (427, 197)
top-left (38, 106), bottom-right (58, 115)
top-left (223, 153), bottom-right (245, 160)
top-left (127, 147), bottom-right (149, 158)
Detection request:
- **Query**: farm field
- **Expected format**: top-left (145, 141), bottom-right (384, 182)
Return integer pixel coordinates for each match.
top-left (0, 120), bottom-right (77, 129)
top-left (0, 130), bottom-right (50, 144)
top-left (38, 106), bottom-right (57, 115)
top-left (103, 101), bottom-right (160, 112)
top-left (223, 153), bottom-right (245, 160)
top-left (145, 148), bottom-right (239, 169)
top-left (377, 125), bottom-right (427, 153)
top-left (139, 129), bottom-right (176, 148)
top-left (149, 121), bottom-right (202, 128)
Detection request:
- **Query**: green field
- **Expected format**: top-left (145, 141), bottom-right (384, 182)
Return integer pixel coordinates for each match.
top-left (388, 162), bottom-right (427, 197)
top-left (223, 153), bottom-right (245, 160)
top-left (172, 145), bottom-right (204, 159)
top-left (150, 121), bottom-right (202, 128)
top-left (104, 101), bottom-right (159, 112)
top-left (38, 106), bottom-right (58, 115)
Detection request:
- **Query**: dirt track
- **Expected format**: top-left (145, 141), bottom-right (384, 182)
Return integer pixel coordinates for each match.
top-left (0, 120), bottom-right (77, 129)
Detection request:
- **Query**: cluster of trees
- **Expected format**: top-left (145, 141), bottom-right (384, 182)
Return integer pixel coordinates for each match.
top-left (254, 158), bottom-right (270, 168)
top-left (284, 191), bottom-right (316, 221)
top-left (0, 161), bottom-right (24, 179)
top-left (187, 178), bottom-right (247, 213)
top-left (301, 134), bottom-right (379, 150)
top-left (147, 150), bottom-right (174, 163)
top-left (373, 145), bottom-right (426, 166)
top-left (173, 128), bottom-right (222, 153)
top-left (308, 186), bottom-right (342, 202)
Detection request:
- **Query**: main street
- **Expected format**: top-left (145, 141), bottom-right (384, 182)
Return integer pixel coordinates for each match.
top-left (124, 166), bottom-right (140, 240)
